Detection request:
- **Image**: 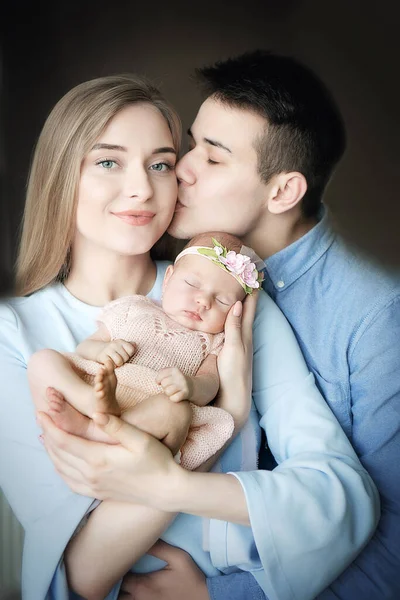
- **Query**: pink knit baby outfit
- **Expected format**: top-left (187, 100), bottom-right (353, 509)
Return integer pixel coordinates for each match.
top-left (67, 295), bottom-right (234, 470)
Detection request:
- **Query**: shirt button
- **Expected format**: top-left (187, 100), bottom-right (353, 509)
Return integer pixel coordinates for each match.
top-left (276, 280), bottom-right (285, 289)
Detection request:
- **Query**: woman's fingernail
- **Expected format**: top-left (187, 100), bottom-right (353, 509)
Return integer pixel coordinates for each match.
top-left (38, 434), bottom-right (44, 445)
top-left (233, 301), bottom-right (242, 317)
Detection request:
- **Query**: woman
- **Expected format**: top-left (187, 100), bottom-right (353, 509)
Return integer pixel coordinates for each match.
top-left (0, 75), bottom-right (377, 600)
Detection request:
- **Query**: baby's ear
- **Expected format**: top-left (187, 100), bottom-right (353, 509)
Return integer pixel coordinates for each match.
top-left (162, 265), bottom-right (174, 291)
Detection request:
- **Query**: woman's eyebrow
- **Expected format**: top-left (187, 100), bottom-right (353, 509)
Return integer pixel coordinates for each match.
top-left (92, 143), bottom-right (127, 152)
top-left (152, 147), bottom-right (176, 155)
top-left (91, 143), bottom-right (176, 155)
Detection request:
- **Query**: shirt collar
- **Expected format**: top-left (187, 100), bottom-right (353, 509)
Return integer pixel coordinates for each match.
top-left (264, 205), bottom-right (336, 292)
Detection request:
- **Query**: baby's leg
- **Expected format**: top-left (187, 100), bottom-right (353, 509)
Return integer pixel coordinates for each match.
top-left (28, 349), bottom-right (95, 416)
top-left (29, 350), bottom-right (120, 440)
top-left (123, 394), bottom-right (192, 456)
top-left (45, 361), bottom-right (121, 442)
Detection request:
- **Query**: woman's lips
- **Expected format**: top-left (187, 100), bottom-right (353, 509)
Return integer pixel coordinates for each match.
top-left (112, 210), bottom-right (155, 226)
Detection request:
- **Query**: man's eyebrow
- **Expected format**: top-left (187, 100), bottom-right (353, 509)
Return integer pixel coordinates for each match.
top-left (187, 128), bottom-right (232, 154)
top-left (91, 143), bottom-right (176, 155)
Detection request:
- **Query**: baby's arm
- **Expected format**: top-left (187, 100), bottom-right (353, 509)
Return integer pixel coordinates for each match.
top-left (156, 354), bottom-right (219, 406)
top-left (77, 323), bottom-right (135, 367)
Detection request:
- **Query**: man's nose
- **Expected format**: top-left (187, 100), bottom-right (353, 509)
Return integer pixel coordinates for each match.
top-left (176, 151), bottom-right (196, 186)
top-left (123, 166), bottom-right (153, 201)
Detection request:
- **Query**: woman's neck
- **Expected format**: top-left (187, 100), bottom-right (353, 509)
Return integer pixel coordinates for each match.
top-left (65, 243), bottom-right (156, 306)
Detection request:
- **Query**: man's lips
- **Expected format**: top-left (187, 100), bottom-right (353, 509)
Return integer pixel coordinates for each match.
top-left (174, 200), bottom-right (187, 212)
top-left (112, 210), bottom-right (155, 226)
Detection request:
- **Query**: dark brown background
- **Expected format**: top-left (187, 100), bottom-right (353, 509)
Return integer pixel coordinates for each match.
top-left (1, 0), bottom-right (399, 294)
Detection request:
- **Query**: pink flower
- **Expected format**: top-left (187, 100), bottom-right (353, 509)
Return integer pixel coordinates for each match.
top-left (242, 262), bottom-right (260, 288)
top-left (220, 251), bottom-right (251, 275)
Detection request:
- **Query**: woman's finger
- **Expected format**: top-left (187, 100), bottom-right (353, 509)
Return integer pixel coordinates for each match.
top-left (92, 413), bottom-right (148, 451)
top-left (38, 411), bottom-right (106, 468)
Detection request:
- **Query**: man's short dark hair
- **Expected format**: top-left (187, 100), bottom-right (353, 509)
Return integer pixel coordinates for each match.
top-left (196, 50), bottom-right (346, 218)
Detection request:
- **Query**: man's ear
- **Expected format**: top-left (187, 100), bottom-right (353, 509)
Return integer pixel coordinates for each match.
top-left (162, 265), bottom-right (174, 292)
top-left (266, 172), bottom-right (307, 215)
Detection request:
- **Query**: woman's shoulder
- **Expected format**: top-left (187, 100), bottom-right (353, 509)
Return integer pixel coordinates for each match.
top-left (0, 284), bottom-right (64, 322)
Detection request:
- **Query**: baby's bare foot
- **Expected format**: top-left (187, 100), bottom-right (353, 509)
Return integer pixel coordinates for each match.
top-left (93, 359), bottom-right (120, 416)
top-left (46, 386), bottom-right (117, 444)
top-left (47, 388), bottom-right (92, 438)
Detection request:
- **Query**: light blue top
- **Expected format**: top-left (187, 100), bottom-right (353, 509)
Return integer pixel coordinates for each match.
top-left (0, 259), bottom-right (379, 600)
top-left (208, 209), bottom-right (400, 599)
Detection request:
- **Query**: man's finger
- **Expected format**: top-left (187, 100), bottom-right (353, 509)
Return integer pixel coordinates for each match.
top-left (223, 301), bottom-right (243, 345)
top-left (241, 291), bottom-right (258, 342)
top-left (147, 539), bottom-right (188, 564)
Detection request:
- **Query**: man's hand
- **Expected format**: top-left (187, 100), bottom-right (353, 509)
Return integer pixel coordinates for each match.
top-left (119, 540), bottom-right (209, 600)
top-left (215, 296), bottom-right (258, 428)
top-left (96, 339), bottom-right (135, 367)
top-left (156, 367), bottom-right (193, 402)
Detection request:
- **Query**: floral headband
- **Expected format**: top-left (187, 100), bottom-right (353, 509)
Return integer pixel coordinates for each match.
top-left (174, 238), bottom-right (265, 294)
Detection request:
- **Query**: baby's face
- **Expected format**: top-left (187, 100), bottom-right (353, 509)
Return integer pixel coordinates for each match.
top-left (162, 255), bottom-right (246, 334)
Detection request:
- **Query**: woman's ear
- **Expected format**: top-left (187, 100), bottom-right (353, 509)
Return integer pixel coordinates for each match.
top-left (267, 172), bottom-right (307, 215)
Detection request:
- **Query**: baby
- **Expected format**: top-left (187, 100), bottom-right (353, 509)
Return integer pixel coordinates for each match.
top-left (29, 232), bottom-right (263, 470)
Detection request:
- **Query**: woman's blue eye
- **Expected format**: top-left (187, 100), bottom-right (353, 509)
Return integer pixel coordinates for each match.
top-left (150, 162), bottom-right (174, 172)
top-left (97, 159), bottom-right (117, 169)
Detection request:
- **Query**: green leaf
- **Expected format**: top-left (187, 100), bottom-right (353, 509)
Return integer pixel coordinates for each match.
top-left (211, 237), bottom-right (223, 249)
top-left (198, 248), bottom-right (217, 258)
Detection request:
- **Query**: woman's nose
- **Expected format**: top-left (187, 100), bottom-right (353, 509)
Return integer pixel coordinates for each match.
top-left (176, 151), bottom-right (196, 186)
top-left (123, 167), bottom-right (153, 201)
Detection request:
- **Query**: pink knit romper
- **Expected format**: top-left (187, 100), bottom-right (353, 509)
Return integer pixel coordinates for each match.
top-left (66, 295), bottom-right (234, 470)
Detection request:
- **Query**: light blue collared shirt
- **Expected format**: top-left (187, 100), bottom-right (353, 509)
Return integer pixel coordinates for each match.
top-left (208, 208), bottom-right (400, 599)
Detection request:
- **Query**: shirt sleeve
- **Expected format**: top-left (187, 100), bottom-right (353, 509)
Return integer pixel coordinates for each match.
top-left (0, 304), bottom-right (94, 600)
top-left (316, 294), bottom-right (400, 599)
top-left (208, 291), bottom-right (380, 600)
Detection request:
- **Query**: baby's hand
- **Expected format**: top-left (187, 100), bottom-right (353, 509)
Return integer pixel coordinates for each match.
top-left (156, 367), bottom-right (193, 402)
top-left (96, 339), bottom-right (135, 367)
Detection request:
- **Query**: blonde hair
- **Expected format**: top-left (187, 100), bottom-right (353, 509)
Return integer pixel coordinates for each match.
top-left (16, 75), bottom-right (181, 296)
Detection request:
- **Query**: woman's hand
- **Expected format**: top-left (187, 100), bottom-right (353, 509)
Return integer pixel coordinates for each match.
top-left (37, 410), bottom-right (183, 507)
top-left (215, 294), bottom-right (258, 428)
top-left (119, 540), bottom-right (209, 600)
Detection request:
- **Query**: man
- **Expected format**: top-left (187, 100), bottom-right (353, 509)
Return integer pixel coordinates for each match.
top-left (120, 50), bottom-right (400, 599)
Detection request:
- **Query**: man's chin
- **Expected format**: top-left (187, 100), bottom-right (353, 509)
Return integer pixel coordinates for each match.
top-left (167, 217), bottom-right (192, 240)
